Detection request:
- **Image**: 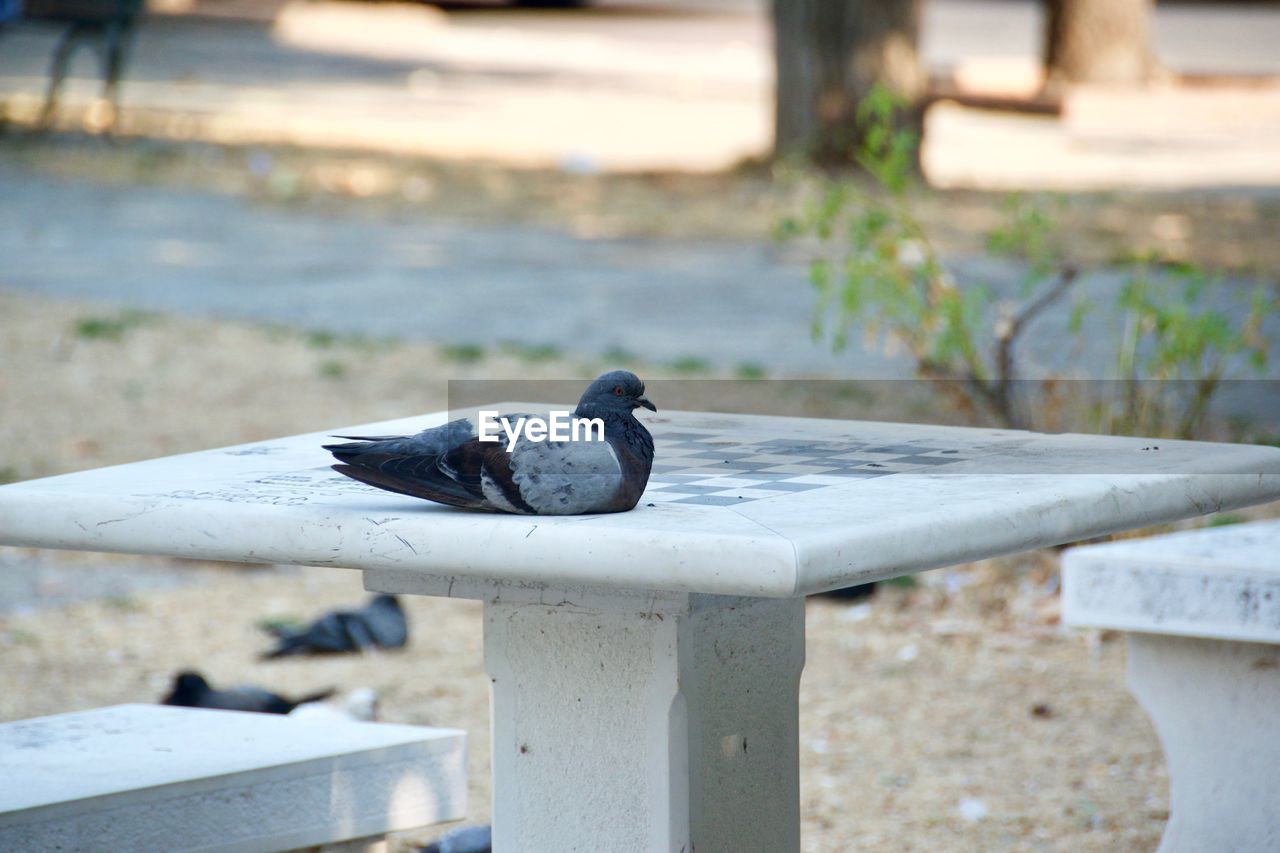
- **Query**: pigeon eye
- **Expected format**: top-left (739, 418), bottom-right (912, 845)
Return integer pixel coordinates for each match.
top-left (613, 386), bottom-right (625, 396)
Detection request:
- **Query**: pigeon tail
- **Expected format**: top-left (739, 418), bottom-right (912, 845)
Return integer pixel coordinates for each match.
top-left (290, 687), bottom-right (338, 708)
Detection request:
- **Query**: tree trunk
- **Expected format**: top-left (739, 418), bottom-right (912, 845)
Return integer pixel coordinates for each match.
top-left (772, 0), bottom-right (924, 164)
top-left (1043, 0), bottom-right (1156, 86)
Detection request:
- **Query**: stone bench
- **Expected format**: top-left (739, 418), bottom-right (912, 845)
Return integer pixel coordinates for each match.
top-left (0, 703), bottom-right (468, 852)
top-left (1062, 519), bottom-right (1280, 853)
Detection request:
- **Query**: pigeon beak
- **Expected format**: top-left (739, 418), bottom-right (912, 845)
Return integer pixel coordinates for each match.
top-left (636, 396), bottom-right (657, 412)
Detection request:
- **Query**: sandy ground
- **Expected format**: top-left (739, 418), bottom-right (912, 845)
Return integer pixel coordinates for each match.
top-left (8, 287), bottom-right (1267, 849)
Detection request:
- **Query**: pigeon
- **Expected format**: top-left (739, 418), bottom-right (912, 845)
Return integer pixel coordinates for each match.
top-left (161, 670), bottom-right (334, 715)
top-left (324, 370), bottom-right (656, 515)
top-left (420, 825), bottom-right (492, 853)
top-left (816, 582), bottom-right (878, 602)
top-left (259, 594), bottom-right (408, 659)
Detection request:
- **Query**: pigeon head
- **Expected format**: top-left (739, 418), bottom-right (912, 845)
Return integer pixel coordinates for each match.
top-left (164, 670), bottom-right (211, 705)
top-left (575, 370), bottom-right (656, 418)
top-left (174, 670), bottom-right (210, 692)
top-left (371, 594), bottom-right (402, 612)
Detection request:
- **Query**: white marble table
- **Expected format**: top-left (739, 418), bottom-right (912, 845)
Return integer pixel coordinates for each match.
top-left (3, 408), bottom-right (1279, 853)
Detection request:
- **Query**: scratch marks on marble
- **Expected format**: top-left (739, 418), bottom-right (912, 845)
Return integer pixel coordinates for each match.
top-left (145, 468), bottom-right (378, 507)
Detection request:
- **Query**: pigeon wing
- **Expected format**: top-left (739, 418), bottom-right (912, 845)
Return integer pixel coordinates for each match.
top-left (226, 686), bottom-right (293, 714)
top-left (439, 417), bottom-right (552, 514)
top-left (228, 686), bottom-right (336, 714)
top-left (261, 612), bottom-right (351, 658)
top-left (327, 418), bottom-right (494, 509)
top-left (331, 460), bottom-right (488, 509)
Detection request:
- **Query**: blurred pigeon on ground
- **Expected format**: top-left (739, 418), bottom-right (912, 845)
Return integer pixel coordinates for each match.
top-left (324, 370), bottom-right (656, 515)
top-left (289, 687), bottom-right (380, 723)
top-left (817, 582), bottom-right (877, 602)
top-left (420, 825), bottom-right (492, 853)
top-left (161, 670), bottom-right (334, 715)
top-left (260, 594), bottom-right (407, 659)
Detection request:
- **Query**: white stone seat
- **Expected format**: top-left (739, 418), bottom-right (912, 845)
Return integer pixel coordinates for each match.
top-left (1063, 519), bottom-right (1280, 853)
top-left (0, 703), bottom-right (467, 852)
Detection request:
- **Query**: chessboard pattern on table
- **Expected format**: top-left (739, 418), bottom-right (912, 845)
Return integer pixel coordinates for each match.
top-left (643, 428), bottom-right (971, 507)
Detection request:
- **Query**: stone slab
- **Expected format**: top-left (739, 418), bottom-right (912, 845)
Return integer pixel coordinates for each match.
top-left (0, 704), bottom-right (467, 852)
top-left (1, 409), bottom-right (1277, 597)
top-left (1063, 519), bottom-right (1280, 643)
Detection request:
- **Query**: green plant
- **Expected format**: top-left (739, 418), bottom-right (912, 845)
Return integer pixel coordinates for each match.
top-left (779, 87), bottom-right (1077, 429)
top-left (1, 628), bottom-right (39, 647)
top-left (781, 86), bottom-right (1275, 438)
top-left (306, 330), bottom-right (338, 349)
top-left (441, 343), bottom-right (486, 364)
top-left (1099, 259), bottom-right (1274, 438)
top-left (317, 359), bottom-right (347, 379)
top-left (74, 310), bottom-right (154, 341)
top-left (669, 355), bottom-right (711, 375)
top-left (602, 346), bottom-right (639, 365)
top-left (499, 341), bottom-right (562, 363)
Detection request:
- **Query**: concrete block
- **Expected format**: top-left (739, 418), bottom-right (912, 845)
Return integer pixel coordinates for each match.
top-left (0, 704), bottom-right (467, 852)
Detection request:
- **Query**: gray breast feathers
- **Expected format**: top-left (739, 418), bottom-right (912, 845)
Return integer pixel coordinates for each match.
top-left (508, 434), bottom-right (623, 515)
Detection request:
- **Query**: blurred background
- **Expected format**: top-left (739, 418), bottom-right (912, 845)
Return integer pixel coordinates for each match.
top-left (2, 1), bottom-right (1279, 850)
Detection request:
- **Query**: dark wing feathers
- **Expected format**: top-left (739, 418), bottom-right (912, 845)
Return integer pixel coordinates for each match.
top-left (450, 440), bottom-right (537, 514)
top-left (326, 414), bottom-right (544, 513)
top-left (331, 463), bottom-right (488, 509)
top-left (438, 440), bottom-right (489, 488)
top-left (326, 417), bottom-right (500, 509)
top-left (261, 596), bottom-right (409, 659)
